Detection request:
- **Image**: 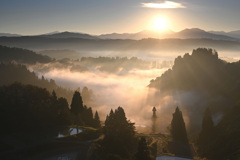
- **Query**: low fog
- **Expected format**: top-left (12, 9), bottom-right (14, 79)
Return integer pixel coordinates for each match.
top-left (27, 52), bottom-right (239, 135)
top-left (31, 64), bottom-right (167, 130)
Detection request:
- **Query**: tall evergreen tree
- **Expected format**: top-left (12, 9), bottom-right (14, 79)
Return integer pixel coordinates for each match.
top-left (83, 106), bottom-right (94, 126)
top-left (105, 109), bottom-right (114, 126)
top-left (51, 90), bottom-right (57, 102)
top-left (135, 137), bottom-right (152, 160)
top-left (152, 106), bottom-right (157, 133)
top-left (50, 90), bottom-right (58, 121)
top-left (102, 107), bottom-right (137, 159)
top-left (197, 107), bottom-right (214, 156)
top-left (201, 107), bottom-right (214, 133)
top-left (171, 107), bottom-right (188, 143)
top-left (94, 111), bottom-right (101, 128)
top-left (57, 97), bottom-right (72, 125)
top-left (70, 91), bottom-right (83, 133)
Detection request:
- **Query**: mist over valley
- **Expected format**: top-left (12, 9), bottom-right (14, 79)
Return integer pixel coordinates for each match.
top-left (1, 0), bottom-right (240, 158)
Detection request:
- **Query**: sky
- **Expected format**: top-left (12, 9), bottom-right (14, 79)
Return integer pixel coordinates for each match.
top-left (1, 0), bottom-right (240, 35)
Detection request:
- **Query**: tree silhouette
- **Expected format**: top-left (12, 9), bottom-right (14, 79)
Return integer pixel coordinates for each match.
top-left (152, 106), bottom-right (157, 133)
top-left (105, 109), bottom-right (114, 126)
top-left (56, 97), bottom-right (72, 125)
top-left (135, 137), bottom-right (152, 160)
top-left (70, 91), bottom-right (83, 133)
top-left (197, 107), bottom-right (214, 156)
top-left (201, 107), bottom-right (214, 133)
top-left (94, 111), bottom-right (101, 128)
top-left (0, 62), bottom-right (74, 102)
top-left (171, 107), bottom-right (188, 143)
top-left (83, 106), bottom-right (94, 126)
top-left (0, 83), bottom-right (68, 134)
top-left (101, 107), bottom-right (137, 159)
top-left (51, 90), bottom-right (57, 102)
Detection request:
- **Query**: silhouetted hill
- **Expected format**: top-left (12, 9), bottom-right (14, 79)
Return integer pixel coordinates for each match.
top-left (41, 31), bottom-right (98, 39)
top-left (0, 83), bottom-right (72, 132)
top-left (2, 28), bottom-right (240, 40)
top-left (171, 28), bottom-right (237, 41)
top-left (38, 49), bottom-right (85, 59)
top-left (40, 31), bottom-right (60, 35)
top-left (99, 28), bottom-right (237, 41)
top-left (0, 45), bottom-right (53, 64)
top-left (0, 33), bottom-right (21, 37)
top-left (0, 36), bottom-right (240, 55)
top-left (98, 30), bottom-right (174, 40)
top-left (203, 102), bottom-right (240, 160)
top-left (0, 62), bottom-right (74, 102)
top-left (147, 48), bottom-right (240, 140)
top-left (149, 48), bottom-right (240, 98)
top-left (210, 30), bottom-right (240, 39)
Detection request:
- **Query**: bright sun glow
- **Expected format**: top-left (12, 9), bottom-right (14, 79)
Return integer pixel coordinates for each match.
top-left (153, 17), bottom-right (168, 31)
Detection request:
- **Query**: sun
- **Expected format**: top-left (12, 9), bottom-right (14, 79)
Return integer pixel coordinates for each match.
top-left (152, 17), bottom-right (168, 31)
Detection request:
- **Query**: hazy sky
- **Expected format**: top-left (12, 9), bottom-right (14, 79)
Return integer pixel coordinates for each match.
top-left (1, 0), bottom-right (240, 35)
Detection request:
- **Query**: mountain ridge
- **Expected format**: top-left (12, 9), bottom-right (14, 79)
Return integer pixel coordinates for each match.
top-left (98, 28), bottom-right (237, 41)
top-left (209, 30), bottom-right (240, 39)
top-left (1, 28), bottom-right (240, 41)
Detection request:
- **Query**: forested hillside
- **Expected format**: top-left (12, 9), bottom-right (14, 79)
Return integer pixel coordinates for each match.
top-left (0, 45), bottom-right (53, 64)
top-left (149, 48), bottom-right (240, 98)
top-left (148, 48), bottom-right (240, 159)
top-left (0, 62), bottom-right (74, 102)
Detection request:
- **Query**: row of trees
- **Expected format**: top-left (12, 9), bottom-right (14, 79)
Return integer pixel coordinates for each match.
top-left (0, 83), bottom-right (101, 136)
top-left (0, 62), bottom-right (74, 102)
top-left (196, 105), bottom-right (240, 160)
top-left (70, 91), bottom-right (100, 131)
top-left (0, 62), bottom-right (96, 106)
top-left (4, 81), bottom-right (238, 159)
top-left (90, 107), bottom-right (155, 160)
top-left (88, 106), bottom-right (190, 160)
top-left (170, 106), bottom-right (240, 159)
top-left (0, 45), bottom-right (53, 64)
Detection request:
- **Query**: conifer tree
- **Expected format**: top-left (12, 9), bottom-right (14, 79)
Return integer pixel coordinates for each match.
top-left (171, 107), bottom-right (188, 143)
top-left (105, 109), bottom-right (114, 126)
top-left (94, 111), bottom-right (101, 128)
top-left (135, 137), bottom-right (152, 160)
top-left (51, 90), bottom-right (57, 102)
top-left (70, 91), bottom-right (83, 133)
top-left (152, 106), bottom-right (157, 133)
top-left (198, 107), bottom-right (214, 156)
top-left (102, 107), bottom-right (136, 159)
top-left (83, 106), bottom-right (94, 126)
top-left (56, 97), bottom-right (72, 125)
top-left (201, 107), bottom-right (214, 133)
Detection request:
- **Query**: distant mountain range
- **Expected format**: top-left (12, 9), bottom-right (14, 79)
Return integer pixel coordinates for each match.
top-left (209, 30), bottom-right (240, 39)
top-left (98, 28), bottom-right (238, 41)
top-left (98, 29), bottom-right (173, 40)
top-left (1, 28), bottom-right (240, 58)
top-left (40, 31), bottom-right (98, 39)
top-left (0, 33), bottom-right (21, 37)
top-left (1, 28), bottom-right (239, 41)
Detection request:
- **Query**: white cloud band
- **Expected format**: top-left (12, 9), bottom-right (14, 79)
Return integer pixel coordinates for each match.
top-left (142, 1), bottom-right (185, 9)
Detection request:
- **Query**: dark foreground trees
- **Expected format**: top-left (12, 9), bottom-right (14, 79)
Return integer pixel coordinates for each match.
top-left (70, 91), bottom-right (101, 130)
top-left (0, 83), bottom-right (73, 134)
top-left (91, 107), bottom-right (137, 160)
top-left (169, 107), bottom-right (192, 158)
top-left (135, 137), bottom-right (152, 160)
top-left (171, 107), bottom-right (188, 144)
top-left (196, 104), bottom-right (240, 160)
top-left (197, 107), bottom-right (214, 157)
top-left (70, 91), bottom-right (84, 133)
top-left (0, 83), bottom-right (101, 137)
